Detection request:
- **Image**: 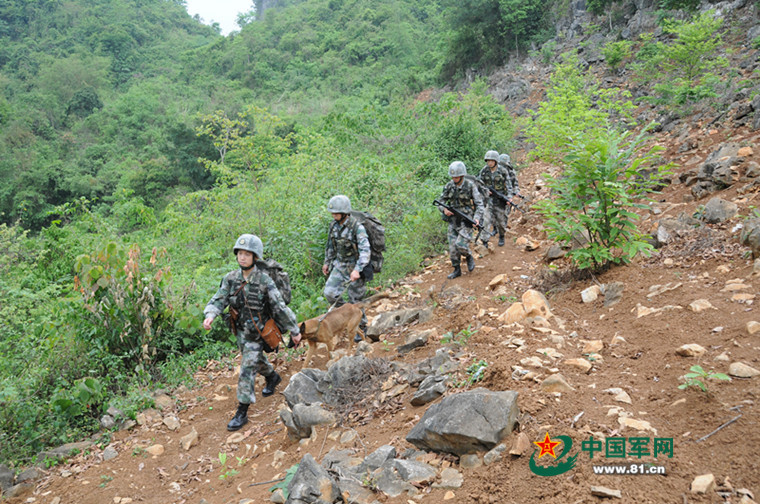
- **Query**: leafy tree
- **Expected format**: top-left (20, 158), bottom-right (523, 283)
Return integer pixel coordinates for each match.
top-left (536, 128), bottom-right (672, 271)
top-left (524, 53), bottom-right (634, 164)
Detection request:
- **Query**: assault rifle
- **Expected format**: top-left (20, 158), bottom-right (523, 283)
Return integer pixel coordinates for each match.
top-left (433, 199), bottom-right (482, 241)
top-left (486, 186), bottom-right (525, 214)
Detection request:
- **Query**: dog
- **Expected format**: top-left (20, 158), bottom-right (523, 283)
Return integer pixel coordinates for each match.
top-left (298, 303), bottom-right (365, 369)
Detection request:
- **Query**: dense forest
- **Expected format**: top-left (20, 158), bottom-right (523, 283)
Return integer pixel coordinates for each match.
top-left (0, 0), bottom-right (741, 466)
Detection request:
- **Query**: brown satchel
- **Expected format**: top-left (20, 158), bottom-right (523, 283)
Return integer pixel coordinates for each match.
top-left (258, 318), bottom-right (283, 351)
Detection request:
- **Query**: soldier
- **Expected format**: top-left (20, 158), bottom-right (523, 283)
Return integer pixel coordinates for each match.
top-left (479, 150), bottom-right (511, 247)
top-left (203, 234), bottom-right (302, 431)
top-left (439, 161), bottom-right (485, 279)
top-left (322, 195), bottom-right (370, 342)
top-left (499, 153), bottom-right (520, 197)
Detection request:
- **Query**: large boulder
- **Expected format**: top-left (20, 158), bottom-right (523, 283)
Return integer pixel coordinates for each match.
top-left (286, 454), bottom-right (343, 504)
top-left (406, 389), bottom-right (519, 455)
top-left (283, 369), bottom-right (326, 409)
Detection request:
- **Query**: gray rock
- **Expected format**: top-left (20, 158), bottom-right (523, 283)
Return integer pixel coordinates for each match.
top-left (703, 197), bottom-right (738, 223)
top-left (102, 445), bottom-right (119, 461)
top-left (361, 445), bottom-right (396, 472)
top-left (406, 389), bottom-right (519, 455)
top-left (483, 443), bottom-right (507, 466)
top-left (334, 477), bottom-right (376, 504)
top-left (397, 331), bottom-right (430, 355)
top-left (282, 403), bottom-right (335, 440)
top-left (745, 161), bottom-right (760, 179)
top-left (393, 460), bottom-right (436, 483)
top-left (106, 406), bottom-right (124, 418)
top-left (373, 464), bottom-right (415, 498)
top-left (0, 464), bottom-right (14, 492)
top-left (100, 414), bottom-right (116, 430)
top-left (321, 448), bottom-right (363, 476)
top-left (271, 488), bottom-right (287, 503)
top-left (460, 453), bottom-right (482, 468)
top-left (432, 467), bottom-right (463, 489)
top-left (410, 375), bottom-right (448, 406)
top-left (366, 308), bottom-right (434, 338)
top-left (36, 441), bottom-right (94, 467)
top-left (741, 218), bottom-right (760, 259)
top-left (283, 369), bottom-right (326, 409)
top-left (287, 453), bottom-right (342, 504)
top-left (5, 482), bottom-right (34, 499)
top-left (602, 282), bottom-right (625, 307)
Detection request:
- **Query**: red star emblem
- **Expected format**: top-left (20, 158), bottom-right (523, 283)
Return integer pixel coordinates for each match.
top-left (533, 433), bottom-right (562, 459)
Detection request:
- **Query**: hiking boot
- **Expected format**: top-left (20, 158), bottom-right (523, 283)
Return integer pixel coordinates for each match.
top-left (498, 235), bottom-right (505, 247)
top-left (447, 258), bottom-right (462, 279)
top-left (227, 403), bottom-right (249, 431)
top-left (262, 372), bottom-right (281, 397)
top-left (466, 254), bottom-right (475, 272)
top-left (354, 333), bottom-right (363, 343)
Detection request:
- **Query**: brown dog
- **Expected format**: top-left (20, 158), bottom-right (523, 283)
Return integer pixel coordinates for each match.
top-left (298, 303), bottom-right (365, 369)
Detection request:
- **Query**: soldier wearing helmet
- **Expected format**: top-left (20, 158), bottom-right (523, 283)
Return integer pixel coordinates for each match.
top-left (479, 150), bottom-right (512, 247)
top-left (439, 161), bottom-right (485, 279)
top-left (322, 195), bottom-right (370, 341)
top-left (499, 153), bottom-right (520, 197)
top-left (203, 234), bottom-right (301, 432)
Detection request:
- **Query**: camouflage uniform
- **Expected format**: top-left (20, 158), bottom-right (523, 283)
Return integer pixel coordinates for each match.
top-left (478, 163), bottom-right (512, 240)
top-left (204, 267), bottom-right (299, 405)
top-left (439, 177), bottom-right (485, 262)
top-left (324, 215), bottom-right (371, 327)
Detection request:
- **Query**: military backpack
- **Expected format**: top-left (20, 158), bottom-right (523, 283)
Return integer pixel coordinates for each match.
top-left (349, 210), bottom-right (385, 280)
top-left (256, 258), bottom-right (292, 305)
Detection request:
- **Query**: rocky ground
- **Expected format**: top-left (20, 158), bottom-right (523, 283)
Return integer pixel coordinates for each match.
top-left (3, 121), bottom-right (760, 503)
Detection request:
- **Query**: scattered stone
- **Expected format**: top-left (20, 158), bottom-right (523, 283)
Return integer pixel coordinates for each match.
top-left (100, 414), bottom-right (116, 430)
top-left (339, 430), bottom-right (357, 445)
top-left (671, 398), bottom-right (687, 408)
top-left (180, 427), bottom-right (199, 451)
top-left (728, 362), bottom-right (760, 378)
top-left (564, 358), bottom-right (592, 374)
top-left (226, 433), bottom-right (246, 444)
top-left (676, 344), bottom-right (707, 357)
top-left (703, 197), bottom-right (738, 223)
top-left (590, 486), bottom-right (622, 499)
top-left (433, 468), bottom-right (463, 490)
top-left (102, 446), bottom-right (118, 461)
top-left (602, 282), bottom-right (625, 307)
top-left (747, 321), bottom-right (760, 334)
top-left (483, 444), bottom-right (506, 465)
top-left (618, 417), bottom-right (657, 435)
top-left (162, 415), bottom-right (181, 431)
top-left (581, 285), bottom-right (601, 303)
top-left (540, 374), bottom-right (575, 393)
top-left (460, 454), bottom-right (482, 469)
top-left (488, 274), bottom-right (509, 289)
top-left (691, 473), bottom-right (716, 494)
top-left (444, 491), bottom-right (456, 500)
top-left (145, 444), bottom-right (164, 457)
top-left (716, 265), bottom-right (731, 274)
top-left (647, 282), bottom-right (682, 299)
top-left (153, 393), bottom-right (173, 411)
top-left (270, 489), bottom-right (286, 503)
top-left (689, 299), bottom-right (715, 312)
top-left (715, 352), bottom-right (730, 362)
top-left (509, 432), bottom-right (531, 456)
top-left (0, 464), bottom-right (15, 493)
top-left (582, 340), bottom-right (603, 354)
top-left (605, 388), bottom-right (632, 405)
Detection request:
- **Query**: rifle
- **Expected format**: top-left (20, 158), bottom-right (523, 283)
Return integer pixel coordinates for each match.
top-left (433, 199), bottom-right (482, 242)
top-left (486, 186), bottom-right (525, 214)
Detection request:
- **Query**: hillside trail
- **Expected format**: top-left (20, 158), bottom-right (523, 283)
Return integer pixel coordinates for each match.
top-left (8, 133), bottom-right (760, 503)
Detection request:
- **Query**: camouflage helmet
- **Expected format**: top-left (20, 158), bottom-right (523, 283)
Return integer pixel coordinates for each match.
top-left (448, 161), bottom-right (467, 177)
top-left (327, 195), bottom-right (352, 213)
top-left (484, 150), bottom-right (499, 162)
top-left (233, 234), bottom-right (263, 259)
top-left (499, 153), bottom-right (511, 166)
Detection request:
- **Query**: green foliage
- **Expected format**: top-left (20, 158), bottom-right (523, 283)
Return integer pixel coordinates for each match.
top-left (72, 242), bottom-right (201, 371)
top-left (602, 40), bottom-right (632, 71)
top-left (50, 377), bottom-right (104, 421)
top-left (524, 53), bottom-right (635, 164)
top-left (440, 325), bottom-right (478, 346)
top-left (271, 464), bottom-right (300, 498)
top-left (440, 0), bottom-right (555, 78)
top-left (678, 365), bottom-right (731, 392)
top-left (586, 0), bottom-right (622, 16)
top-left (535, 128), bottom-right (672, 271)
top-left (454, 359), bottom-right (488, 387)
top-left (659, 0), bottom-right (701, 11)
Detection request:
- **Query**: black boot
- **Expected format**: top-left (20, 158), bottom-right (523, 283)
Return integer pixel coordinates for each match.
top-left (262, 372), bottom-right (282, 397)
top-left (447, 258), bottom-right (462, 279)
top-left (466, 254), bottom-right (475, 272)
top-left (498, 234), bottom-right (505, 247)
top-left (227, 403), bottom-right (249, 431)
top-left (354, 333), bottom-right (363, 343)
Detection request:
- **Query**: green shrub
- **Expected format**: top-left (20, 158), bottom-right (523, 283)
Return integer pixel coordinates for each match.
top-left (602, 40), bottom-right (633, 71)
top-left (535, 127), bottom-right (672, 271)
